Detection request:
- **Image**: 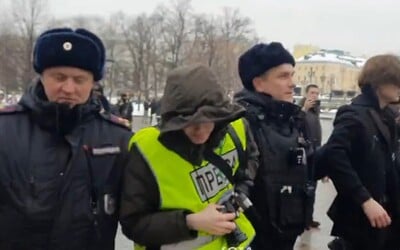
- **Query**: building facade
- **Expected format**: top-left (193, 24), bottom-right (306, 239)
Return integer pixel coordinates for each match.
top-left (292, 44), bottom-right (320, 60)
top-left (294, 50), bottom-right (365, 97)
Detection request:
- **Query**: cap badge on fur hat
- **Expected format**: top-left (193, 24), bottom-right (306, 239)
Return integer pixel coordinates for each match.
top-left (63, 42), bottom-right (72, 51)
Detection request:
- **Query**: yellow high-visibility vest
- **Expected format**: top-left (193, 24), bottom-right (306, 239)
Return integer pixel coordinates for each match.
top-left (130, 118), bottom-right (255, 250)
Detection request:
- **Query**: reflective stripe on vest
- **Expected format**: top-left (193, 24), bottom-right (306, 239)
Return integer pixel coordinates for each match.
top-left (130, 118), bottom-right (255, 250)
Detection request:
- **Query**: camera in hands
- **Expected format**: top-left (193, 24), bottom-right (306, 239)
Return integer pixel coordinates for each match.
top-left (217, 189), bottom-right (253, 247)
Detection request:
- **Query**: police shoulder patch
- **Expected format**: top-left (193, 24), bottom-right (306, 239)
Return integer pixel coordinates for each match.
top-left (99, 112), bottom-right (131, 130)
top-left (0, 104), bottom-right (25, 115)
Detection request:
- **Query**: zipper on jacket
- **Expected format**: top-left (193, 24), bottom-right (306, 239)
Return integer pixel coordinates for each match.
top-left (29, 175), bottom-right (38, 198)
top-left (83, 145), bottom-right (101, 239)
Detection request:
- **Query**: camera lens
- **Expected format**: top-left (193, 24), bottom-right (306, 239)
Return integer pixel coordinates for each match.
top-left (226, 228), bottom-right (247, 247)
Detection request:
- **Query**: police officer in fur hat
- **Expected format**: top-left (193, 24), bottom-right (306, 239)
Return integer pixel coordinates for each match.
top-left (235, 42), bottom-right (314, 250)
top-left (0, 28), bottom-right (132, 250)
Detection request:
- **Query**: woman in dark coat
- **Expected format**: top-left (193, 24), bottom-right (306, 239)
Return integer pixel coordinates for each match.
top-left (318, 54), bottom-right (400, 250)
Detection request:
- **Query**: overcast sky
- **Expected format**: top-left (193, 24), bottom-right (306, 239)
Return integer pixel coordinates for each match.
top-left (5, 0), bottom-right (400, 56)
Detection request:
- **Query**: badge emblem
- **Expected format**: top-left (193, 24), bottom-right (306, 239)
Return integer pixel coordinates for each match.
top-left (63, 42), bottom-right (72, 51)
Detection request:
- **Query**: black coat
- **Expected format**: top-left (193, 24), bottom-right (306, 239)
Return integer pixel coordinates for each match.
top-left (0, 82), bottom-right (132, 250)
top-left (118, 101), bottom-right (133, 121)
top-left (96, 95), bottom-right (120, 116)
top-left (317, 86), bottom-right (400, 240)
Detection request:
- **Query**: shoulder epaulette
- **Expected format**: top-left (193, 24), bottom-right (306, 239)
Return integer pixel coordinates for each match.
top-left (0, 104), bottom-right (25, 114)
top-left (99, 112), bottom-right (131, 130)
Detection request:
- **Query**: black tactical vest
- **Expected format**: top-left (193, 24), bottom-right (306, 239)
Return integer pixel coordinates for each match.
top-left (243, 101), bottom-right (313, 238)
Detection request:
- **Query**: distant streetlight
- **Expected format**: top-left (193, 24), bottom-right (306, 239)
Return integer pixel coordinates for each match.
top-left (320, 74), bottom-right (326, 94)
top-left (328, 74), bottom-right (336, 100)
top-left (307, 67), bottom-right (316, 83)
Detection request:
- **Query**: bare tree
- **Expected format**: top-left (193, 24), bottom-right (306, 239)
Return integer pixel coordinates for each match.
top-left (145, 15), bottom-right (168, 100)
top-left (190, 15), bottom-right (218, 67)
top-left (157, 0), bottom-right (192, 69)
top-left (0, 23), bottom-right (21, 93)
top-left (0, 0), bottom-right (260, 101)
top-left (220, 8), bottom-right (253, 44)
top-left (97, 13), bottom-right (127, 99)
top-left (186, 8), bottom-right (256, 92)
top-left (145, 13), bottom-right (167, 100)
top-left (219, 7), bottom-right (255, 92)
top-left (120, 14), bottom-right (144, 100)
top-left (11, 0), bottom-right (49, 89)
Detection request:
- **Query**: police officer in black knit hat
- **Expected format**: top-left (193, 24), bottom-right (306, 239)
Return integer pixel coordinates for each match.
top-left (0, 28), bottom-right (132, 250)
top-left (235, 42), bottom-right (314, 250)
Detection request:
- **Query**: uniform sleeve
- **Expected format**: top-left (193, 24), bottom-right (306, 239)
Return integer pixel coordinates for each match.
top-left (320, 109), bottom-right (371, 206)
top-left (119, 144), bottom-right (197, 247)
top-left (233, 119), bottom-right (259, 197)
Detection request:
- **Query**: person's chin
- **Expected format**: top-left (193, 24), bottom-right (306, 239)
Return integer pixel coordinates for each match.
top-left (283, 93), bottom-right (294, 101)
top-left (57, 101), bottom-right (76, 108)
top-left (190, 137), bottom-right (208, 145)
top-left (282, 97), bottom-right (294, 103)
top-left (389, 97), bottom-right (400, 104)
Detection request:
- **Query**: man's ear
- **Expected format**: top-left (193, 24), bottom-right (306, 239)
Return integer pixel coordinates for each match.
top-left (252, 76), bottom-right (263, 92)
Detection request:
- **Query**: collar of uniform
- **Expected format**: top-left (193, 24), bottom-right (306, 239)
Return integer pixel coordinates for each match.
top-left (251, 92), bottom-right (301, 122)
top-left (20, 81), bottom-right (100, 135)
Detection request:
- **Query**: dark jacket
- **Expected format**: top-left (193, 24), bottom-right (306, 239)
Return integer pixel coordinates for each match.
top-left (0, 82), bottom-right (132, 250)
top-left (317, 85), bottom-right (400, 241)
top-left (235, 89), bottom-right (312, 246)
top-left (298, 97), bottom-right (322, 148)
top-left (118, 101), bottom-right (133, 121)
top-left (95, 95), bottom-right (120, 116)
top-left (120, 65), bottom-right (259, 248)
top-left (150, 99), bottom-right (160, 115)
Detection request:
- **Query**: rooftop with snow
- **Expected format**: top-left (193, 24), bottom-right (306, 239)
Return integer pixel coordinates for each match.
top-left (296, 49), bottom-right (366, 68)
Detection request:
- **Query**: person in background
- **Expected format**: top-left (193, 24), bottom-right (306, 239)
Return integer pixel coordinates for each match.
top-left (0, 90), bottom-right (5, 108)
top-left (149, 98), bottom-right (160, 125)
top-left (92, 83), bottom-right (119, 115)
top-left (92, 83), bottom-right (131, 129)
top-left (299, 84), bottom-right (322, 229)
top-left (299, 84), bottom-right (322, 149)
top-left (143, 98), bottom-right (150, 123)
top-left (118, 93), bottom-right (133, 125)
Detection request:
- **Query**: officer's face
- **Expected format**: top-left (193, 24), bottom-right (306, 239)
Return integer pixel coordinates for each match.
top-left (183, 122), bottom-right (215, 145)
top-left (253, 64), bottom-right (295, 103)
top-left (41, 67), bottom-right (94, 107)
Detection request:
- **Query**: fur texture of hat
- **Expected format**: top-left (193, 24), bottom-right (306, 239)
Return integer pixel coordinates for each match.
top-left (33, 28), bottom-right (105, 81)
top-left (238, 42), bottom-right (295, 90)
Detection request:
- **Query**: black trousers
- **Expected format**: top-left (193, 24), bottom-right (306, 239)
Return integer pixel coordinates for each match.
top-left (337, 225), bottom-right (400, 250)
top-left (250, 231), bottom-right (297, 250)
